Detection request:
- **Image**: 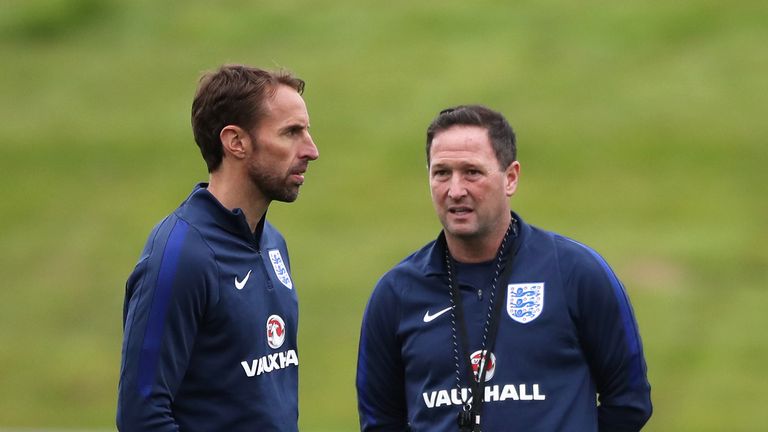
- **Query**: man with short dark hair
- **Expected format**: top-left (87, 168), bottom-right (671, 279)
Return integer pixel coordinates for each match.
top-left (117, 64), bottom-right (319, 431)
top-left (356, 105), bottom-right (652, 431)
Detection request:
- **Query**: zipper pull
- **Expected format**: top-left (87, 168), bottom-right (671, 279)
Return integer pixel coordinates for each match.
top-left (477, 289), bottom-right (483, 301)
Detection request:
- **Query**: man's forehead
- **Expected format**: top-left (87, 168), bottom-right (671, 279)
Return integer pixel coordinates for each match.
top-left (434, 124), bottom-right (489, 141)
top-left (430, 156), bottom-right (485, 167)
top-left (431, 128), bottom-right (493, 156)
top-left (263, 86), bottom-right (309, 123)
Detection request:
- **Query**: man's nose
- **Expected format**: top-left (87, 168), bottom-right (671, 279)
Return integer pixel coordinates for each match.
top-left (302, 133), bottom-right (319, 161)
top-left (447, 176), bottom-right (466, 199)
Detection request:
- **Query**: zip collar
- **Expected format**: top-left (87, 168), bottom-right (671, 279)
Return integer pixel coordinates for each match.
top-left (180, 183), bottom-right (266, 246)
top-left (422, 211), bottom-right (529, 277)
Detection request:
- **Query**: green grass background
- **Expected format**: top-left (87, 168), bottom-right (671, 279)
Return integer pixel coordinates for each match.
top-left (1, 0), bottom-right (766, 430)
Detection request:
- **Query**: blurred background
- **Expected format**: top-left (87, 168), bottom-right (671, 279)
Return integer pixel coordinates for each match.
top-left (1, 0), bottom-right (766, 430)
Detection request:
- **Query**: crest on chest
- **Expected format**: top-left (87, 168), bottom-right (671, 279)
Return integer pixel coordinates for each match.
top-left (268, 249), bottom-right (293, 289)
top-left (506, 282), bottom-right (544, 324)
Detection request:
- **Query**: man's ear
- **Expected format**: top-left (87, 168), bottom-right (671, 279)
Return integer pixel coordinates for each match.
top-left (220, 125), bottom-right (249, 160)
top-left (505, 161), bottom-right (521, 197)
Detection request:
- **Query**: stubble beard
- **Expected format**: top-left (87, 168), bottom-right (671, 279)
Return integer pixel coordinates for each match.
top-left (444, 220), bottom-right (481, 241)
top-left (437, 210), bottom-right (474, 239)
top-left (441, 210), bottom-right (499, 244)
top-left (248, 163), bottom-right (299, 203)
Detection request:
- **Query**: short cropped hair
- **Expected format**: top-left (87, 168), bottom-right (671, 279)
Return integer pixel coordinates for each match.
top-left (191, 64), bottom-right (305, 172)
top-left (425, 105), bottom-right (517, 169)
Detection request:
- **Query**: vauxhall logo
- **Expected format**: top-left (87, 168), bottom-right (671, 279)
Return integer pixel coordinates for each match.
top-left (471, 350), bottom-right (496, 382)
top-left (422, 351), bottom-right (546, 408)
top-left (241, 350), bottom-right (299, 377)
top-left (240, 314), bottom-right (298, 377)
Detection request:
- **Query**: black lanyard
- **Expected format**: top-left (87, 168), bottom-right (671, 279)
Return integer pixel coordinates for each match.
top-left (443, 219), bottom-right (519, 432)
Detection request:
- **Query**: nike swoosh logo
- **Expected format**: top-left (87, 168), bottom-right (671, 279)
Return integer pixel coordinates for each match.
top-left (423, 306), bottom-right (453, 323)
top-left (234, 270), bottom-right (252, 290)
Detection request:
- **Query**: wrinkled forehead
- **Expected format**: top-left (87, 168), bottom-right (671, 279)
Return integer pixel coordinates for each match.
top-left (430, 126), bottom-right (494, 160)
top-left (431, 124), bottom-right (489, 142)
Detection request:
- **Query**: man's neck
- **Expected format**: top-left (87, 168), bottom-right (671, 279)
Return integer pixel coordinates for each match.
top-left (207, 174), bottom-right (269, 232)
top-left (446, 235), bottom-right (504, 264)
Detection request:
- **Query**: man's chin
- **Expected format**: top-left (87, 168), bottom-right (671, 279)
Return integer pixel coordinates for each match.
top-left (276, 193), bottom-right (299, 203)
top-left (269, 187), bottom-right (300, 203)
top-left (442, 222), bottom-right (478, 239)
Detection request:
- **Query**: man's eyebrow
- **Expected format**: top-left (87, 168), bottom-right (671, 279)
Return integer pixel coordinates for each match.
top-left (431, 160), bottom-right (480, 169)
top-left (430, 162), bottom-right (450, 169)
top-left (280, 122), bottom-right (307, 132)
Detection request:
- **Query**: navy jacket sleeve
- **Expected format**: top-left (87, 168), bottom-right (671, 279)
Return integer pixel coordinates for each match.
top-left (559, 237), bottom-right (652, 431)
top-left (117, 218), bottom-right (217, 431)
top-left (356, 275), bottom-right (409, 432)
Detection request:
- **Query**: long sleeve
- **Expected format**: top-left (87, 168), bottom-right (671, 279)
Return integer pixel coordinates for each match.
top-left (117, 218), bottom-right (215, 431)
top-left (564, 238), bottom-right (652, 431)
top-left (356, 277), bottom-right (409, 432)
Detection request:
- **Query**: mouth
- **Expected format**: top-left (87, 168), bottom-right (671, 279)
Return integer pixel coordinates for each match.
top-left (291, 173), bottom-right (305, 185)
top-left (448, 206), bottom-right (473, 216)
top-left (290, 166), bottom-right (308, 185)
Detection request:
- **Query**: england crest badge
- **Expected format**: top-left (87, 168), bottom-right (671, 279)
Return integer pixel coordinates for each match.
top-left (506, 282), bottom-right (544, 324)
top-left (268, 249), bottom-right (293, 289)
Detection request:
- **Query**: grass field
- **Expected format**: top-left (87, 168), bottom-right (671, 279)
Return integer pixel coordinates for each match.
top-left (1, 0), bottom-right (767, 430)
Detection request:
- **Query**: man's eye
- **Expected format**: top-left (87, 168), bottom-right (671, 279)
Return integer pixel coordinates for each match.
top-left (285, 127), bottom-right (303, 136)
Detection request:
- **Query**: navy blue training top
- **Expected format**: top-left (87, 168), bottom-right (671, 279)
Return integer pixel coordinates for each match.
top-left (117, 184), bottom-right (299, 431)
top-left (357, 214), bottom-right (652, 431)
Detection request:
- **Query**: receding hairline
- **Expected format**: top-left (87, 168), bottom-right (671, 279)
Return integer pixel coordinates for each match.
top-left (427, 124), bottom-right (495, 162)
